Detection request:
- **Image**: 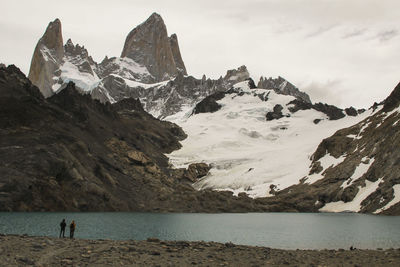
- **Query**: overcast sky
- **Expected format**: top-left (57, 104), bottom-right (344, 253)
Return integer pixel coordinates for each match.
top-left (1, 0), bottom-right (399, 108)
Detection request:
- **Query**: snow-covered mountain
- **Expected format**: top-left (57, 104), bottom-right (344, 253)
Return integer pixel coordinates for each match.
top-left (168, 80), bottom-right (400, 215)
top-left (25, 13), bottom-right (400, 214)
top-left (167, 80), bottom-right (368, 198)
top-left (28, 14), bottom-right (312, 118)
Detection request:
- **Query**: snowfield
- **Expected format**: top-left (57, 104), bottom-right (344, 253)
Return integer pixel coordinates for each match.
top-left (167, 81), bottom-right (370, 198)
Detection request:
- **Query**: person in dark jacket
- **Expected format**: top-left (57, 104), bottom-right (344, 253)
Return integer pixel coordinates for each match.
top-left (69, 220), bottom-right (76, 239)
top-left (59, 219), bottom-right (66, 238)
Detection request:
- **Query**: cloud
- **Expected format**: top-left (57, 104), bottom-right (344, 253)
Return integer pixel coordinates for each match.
top-left (301, 79), bottom-right (345, 106)
top-left (342, 28), bottom-right (367, 39)
top-left (377, 29), bottom-right (399, 42)
top-left (305, 25), bottom-right (338, 38)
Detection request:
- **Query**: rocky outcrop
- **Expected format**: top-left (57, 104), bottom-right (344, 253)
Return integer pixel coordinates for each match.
top-left (63, 39), bottom-right (96, 76)
top-left (169, 34), bottom-right (187, 75)
top-left (258, 76), bottom-right (311, 103)
top-left (345, 107), bottom-right (358, 116)
top-left (193, 91), bottom-right (226, 114)
top-left (192, 78), bottom-right (257, 115)
top-left (28, 19), bottom-right (64, 97)
top-left (120, 13), bottom-right (184, 81)
top-left (287, 99), bottom-right (346, 120)
top-left (224, 65), bottom-right (250, 84)
top-left (382, 82), bottom-right (400, 112)
top-left (266, 104), bottom-right (284, 121)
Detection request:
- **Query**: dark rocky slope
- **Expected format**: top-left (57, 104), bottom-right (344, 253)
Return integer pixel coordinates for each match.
top-left (267, 82), bottom-right (400, 215)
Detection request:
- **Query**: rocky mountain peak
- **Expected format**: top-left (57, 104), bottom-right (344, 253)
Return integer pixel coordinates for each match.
top-left (224, 65), bottom-right (250, 83)
top-left (382, 82), bottom-right (400, 112)
top-left (28, 18), bottom-right (64, 98)
top-left (64, 38), bottom-right (96, 75)
top-left (258, 76), bottom-right (311, 103)
top-left (169, 33), bottom-right (187, 75)
top-left (39, 18), bottom-right (64, 61)
top-left (147, 12), bottom-right (163, 23)
top-left (120, 13), bottom-right (185, 81)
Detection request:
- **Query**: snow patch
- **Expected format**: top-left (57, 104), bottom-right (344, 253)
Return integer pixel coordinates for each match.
top-left (109, 74), bottom-right (169, 90)
top-left (113, 57), bottom-right (151, 77)
top-left (375, 184), bottom-right (400, 213)
top-left (356, 121), bottom-right (371, 139)
top-left (320, 178), bottom-right (383, 212)
top-left (341, 157), bottom-right (375, 189)
top-left (320, 154), bottom-right (346, 170)
top-left (57, 62), bottom-right (100, 92)
top-left (306, 154), bottom-right (346, 184)
top-left (40, 46), bottom-right (57, 63)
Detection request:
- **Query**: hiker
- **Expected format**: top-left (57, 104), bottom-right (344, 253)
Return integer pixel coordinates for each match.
top-left (69, 220), bottom-right (76, 239)
top-left (59, 219), bottom-right (66, 238)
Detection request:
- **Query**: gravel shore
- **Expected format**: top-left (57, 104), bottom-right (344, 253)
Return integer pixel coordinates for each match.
top-left (0, 234), bottom-right (399, 266)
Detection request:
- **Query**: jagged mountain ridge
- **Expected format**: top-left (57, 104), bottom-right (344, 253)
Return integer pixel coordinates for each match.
top-left (28, 14), bottom-right (313, 118)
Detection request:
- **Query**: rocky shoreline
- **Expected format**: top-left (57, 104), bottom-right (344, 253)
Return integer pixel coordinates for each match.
top-left (0, 234), bottom-right (399, 266)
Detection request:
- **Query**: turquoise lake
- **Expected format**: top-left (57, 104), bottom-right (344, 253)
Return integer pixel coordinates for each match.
top-left (1, 212), bottom-right (399, 249)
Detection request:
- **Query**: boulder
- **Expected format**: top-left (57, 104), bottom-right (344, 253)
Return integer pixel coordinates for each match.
top-left (266, 104), bottom-right (284, 121)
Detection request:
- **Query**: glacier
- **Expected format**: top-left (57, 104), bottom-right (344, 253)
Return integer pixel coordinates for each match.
top-left (167, 81), bottom-right (370, 198)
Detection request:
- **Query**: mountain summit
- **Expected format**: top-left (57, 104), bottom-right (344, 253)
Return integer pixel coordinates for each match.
top-left (28, 18), bottom-right (64, 97)
top-left (121, 12), bottom-right (187, 81)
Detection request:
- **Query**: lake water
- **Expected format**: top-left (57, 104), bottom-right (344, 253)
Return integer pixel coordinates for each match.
top-left (0, 212), bottom-right (399, 249)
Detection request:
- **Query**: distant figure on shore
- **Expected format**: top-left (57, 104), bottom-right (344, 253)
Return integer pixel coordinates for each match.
top-left (59, 219), bottom-right (66, 238)
top-left (69, 220), bottom-right (76, 239)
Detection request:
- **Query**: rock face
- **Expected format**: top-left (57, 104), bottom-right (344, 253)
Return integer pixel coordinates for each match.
top-left (287, 99), bottom-right (364, 121)
top-left (28, 19), bottom-right (64, 97)
top-left (120, 13), bottom-right (185, 81)
top-left (169, 34), bottom-right (187, 75)
top-left (193, 91), bottom-right (226, 114)
top-left (258, 76), bottom-right (311, 103)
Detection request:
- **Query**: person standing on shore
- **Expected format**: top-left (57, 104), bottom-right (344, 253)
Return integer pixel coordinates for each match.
top-left (69, 220), bottom-right (76, 239)
top-left (59, 219), bottom-right (66, 238)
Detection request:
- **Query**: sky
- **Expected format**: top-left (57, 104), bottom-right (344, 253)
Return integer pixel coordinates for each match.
top-left (1, 0), bottom-right (399, 108)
